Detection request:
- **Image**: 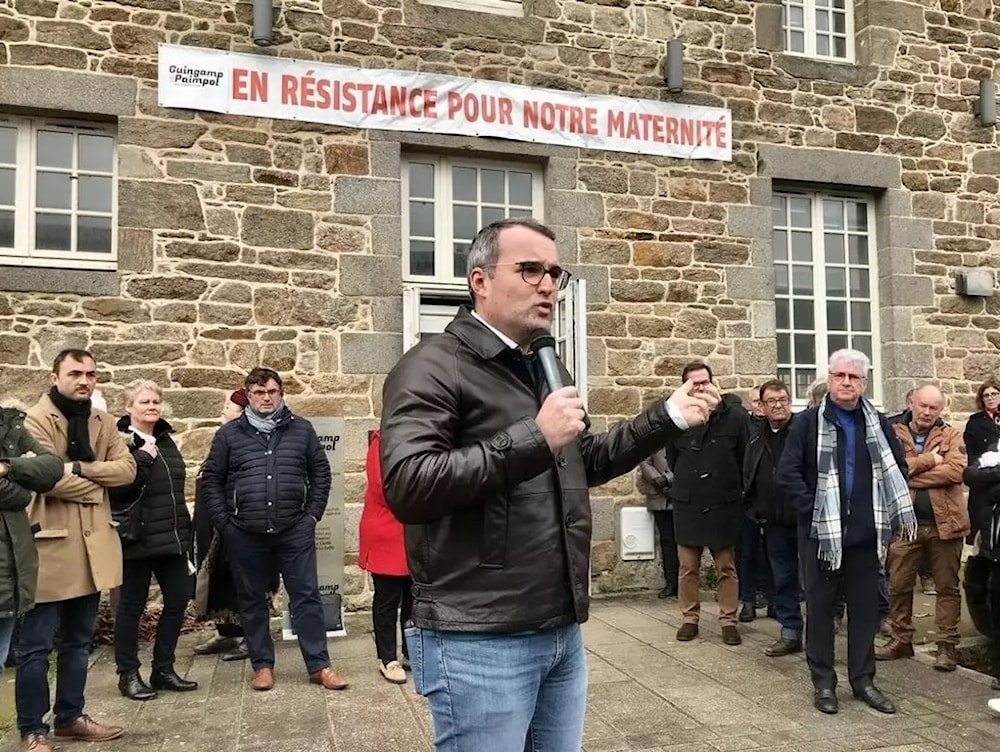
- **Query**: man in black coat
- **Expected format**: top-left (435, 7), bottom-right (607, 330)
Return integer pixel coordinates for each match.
top-left (666, 363), bottom-right (750, 646)
top-left (202, 368), bottom-right (345, 692)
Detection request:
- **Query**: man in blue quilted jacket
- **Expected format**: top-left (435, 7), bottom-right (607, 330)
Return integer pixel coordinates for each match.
top-left (201, 368), bottom-right (346, 692)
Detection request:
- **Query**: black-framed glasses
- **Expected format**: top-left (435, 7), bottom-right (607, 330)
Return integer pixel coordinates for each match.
top-left (249, 388), bottom-right (281, 398)
top-left (763, 397), bottom-right (790, 407)
top-left (482, 261), bottom-right (572, 291)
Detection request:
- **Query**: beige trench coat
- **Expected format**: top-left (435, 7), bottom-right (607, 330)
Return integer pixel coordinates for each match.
top-left (25, 394), bottom-right (135, 603)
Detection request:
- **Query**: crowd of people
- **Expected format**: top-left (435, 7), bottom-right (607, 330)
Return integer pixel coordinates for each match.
top-left (0, 351), bottom-right (347, 752)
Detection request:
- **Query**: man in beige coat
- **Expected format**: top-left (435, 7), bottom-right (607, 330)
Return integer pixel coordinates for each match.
top-left (17, 349), bottom-right (135, 752)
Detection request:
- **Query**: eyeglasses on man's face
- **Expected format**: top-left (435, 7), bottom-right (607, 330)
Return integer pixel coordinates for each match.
top-left (249, 388), bottom-right (281, 399)
top-left (482, 261), bottom-right (572, 291)
top-left (763, 396), bottom-right (790, 407)
top-left (830, 371), bottom-right (864, 384)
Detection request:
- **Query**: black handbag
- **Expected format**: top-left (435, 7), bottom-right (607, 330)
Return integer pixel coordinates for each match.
top-left (112, 485), bottom-right (145, 542)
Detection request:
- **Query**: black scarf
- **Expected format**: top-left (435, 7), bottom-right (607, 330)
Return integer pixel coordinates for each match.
top-left (48, 386), bottom-right (95, 462)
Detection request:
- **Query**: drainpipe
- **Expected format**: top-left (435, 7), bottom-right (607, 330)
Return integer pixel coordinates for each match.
top-left (252, 0), bottom-right (274, 47)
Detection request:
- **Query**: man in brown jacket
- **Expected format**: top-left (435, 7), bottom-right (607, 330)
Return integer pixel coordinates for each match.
top-left (878, 383), bottom-right (969, 671)
top-left (16, 349), bottom-right (135, 752)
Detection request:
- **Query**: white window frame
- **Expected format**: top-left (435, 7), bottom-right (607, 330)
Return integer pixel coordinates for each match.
top-left (782, 0), bottom-right (855, 63)
top-left (417, 0), bottom-right (523, 17)
top-left (772, 189), bottom-right (881, 407)
top-left (401, 154), bottom-right (544, 285)
top-left (0, 114), bottom-right (117, 271)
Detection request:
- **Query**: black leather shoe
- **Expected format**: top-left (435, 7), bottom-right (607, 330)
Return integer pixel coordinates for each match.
top-left (814, 688), bottom-right (838, 715)
top-left (221, 638), bottom-right (249, 662)
top-left (657, 586), bottom-right (677, 599)
top-left (764, 637), bottom-right (802, 657)
top-left (150, 667), bottom-right (198, 692)
top-left (852, 682), bottom-right (896, 714)
top-left (192, 634), bottom-right (238, 656)
top-left (118, 671), bottom-right (157, 701)
top-left (739, 602), bottom-right (756, 622)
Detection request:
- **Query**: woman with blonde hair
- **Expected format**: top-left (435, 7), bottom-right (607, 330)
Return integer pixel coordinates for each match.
top-left (109, 380), bottom-right (196, 701)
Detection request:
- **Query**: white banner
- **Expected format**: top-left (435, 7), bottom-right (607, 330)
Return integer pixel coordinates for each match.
top-left (158, 44), bottom-right (732, 161)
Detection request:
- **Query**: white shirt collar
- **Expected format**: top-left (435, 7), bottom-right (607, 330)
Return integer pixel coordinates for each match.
top-left (471, 310), bottom-right (520, 350)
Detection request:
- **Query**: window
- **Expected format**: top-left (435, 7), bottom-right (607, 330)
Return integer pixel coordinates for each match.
top-left (0, 115), bottom-right (116, 270)
top-left (417, 0), bottom-right (523, 16)
top-left (402, 155), bottom-right (543, 284)
top-left (783, 0), bottom-right (854, 61)
top-left (772, 191), bottom-right (879, 403)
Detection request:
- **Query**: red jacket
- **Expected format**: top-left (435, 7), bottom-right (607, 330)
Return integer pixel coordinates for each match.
top-left (358, 431), bottom-right (408, 576)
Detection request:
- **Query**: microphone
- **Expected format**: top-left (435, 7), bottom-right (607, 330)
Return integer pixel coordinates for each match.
top-left (529, 330), bottom-right (564, 394)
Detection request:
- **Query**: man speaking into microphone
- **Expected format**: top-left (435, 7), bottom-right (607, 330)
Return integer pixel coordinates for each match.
top-left (380, 217), bottom-right (719, 752)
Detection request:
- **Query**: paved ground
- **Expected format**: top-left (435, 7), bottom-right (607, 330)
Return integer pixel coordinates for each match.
top-left (1, 593), bottom-right (998, 752)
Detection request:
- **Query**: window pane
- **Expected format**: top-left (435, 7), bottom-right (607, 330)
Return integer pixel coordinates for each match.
top-left (481, 206), bottom-right (505, 227)
top-left (0, 168), bottom-right (14, 205)
top-left (851, 302), bottom-right (872, 332)
top-left (775, 298), bottom-right (790, 329)
top-left (847, 202), bottom-right (868, 231)
top-left (790, 30), bottom-right (805, 52)
top-left (775, 265), bottom-right (788, 294)
top-left (36, 171), bottom-right (71, 209)
top-left (825, 233), bottom-right (844, 263)
top-left (777, 368), bottom-right (792, 386)
top-left (777, 333), bottom-right (791, 363)
top-left (36, 213), bottom-right (71, 250)
top-left (409, 200), bottom-right (434, 238)
top-left (481, 169), bottom-right (504, 204)
top-left (509, 208), bottom-right (532, 218)
top-left (409, 239), bottom-right (435, 276)
top-left (833, 36), bottom-right (847, 58)
top-left (849, 268), bottom-right (870, 297)
top-left (816, 10), bottom-right (829, 32)
top-left (37, 131), bottom-right (72, 168)
top-left (509, 171), bottom-right (532, 207)
top-left (792, 265), bottom-right (813, 294)
top-left (817, 35), bottom-right (830, 56)
top-left (823, 200), bottom-right (843, 230)
top-left (827, 301), bottom-right (848, 331)
top-left (794, 334), bottom-right (816, 365)
top-left (826, 267), bottom-right (846, 297)
top-left (828, 334), bottom-right (848, 352)
top-left (77, 215), bottom-right (112, 253)
top-left (78, 176), bottom-right (112, 212)
top-left (772, 195), bottom-right (787, 225)
top-left (848, 235), bottom-right (868, 265)
top-left (833, 13), bottom-right (846, 33)
top-left (452, 167), bottom-right (477, 202)
top-left (773, 231), bottom-right (787, 261)
top-left (78, 135), bottom-right (114, 173)
top-left (789, 197), bottom-right (811, 227)
top-left (453, 242), bottom-right (470, 278)
top-left (0, 127), bottom-right (15, 164)
top-left (408, 163), bottom-right (434, 199)
top-left (853, 335), bottom-right (872, 357)
top-left (0, 210), bottom-right (13, 248)
top-left (453, 204), bottom-right (477, 241)
top-left (795, 369), bottom-right (816, 400)
top-left (793, 299), bottom-right (814, 329)
top-left (791, 231), bottom-right (812, 262)
top-left (789, 5), bottom-right (804, 26)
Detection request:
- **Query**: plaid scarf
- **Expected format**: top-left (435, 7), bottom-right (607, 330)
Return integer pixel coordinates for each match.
top-left (812, 396), bottom-right (916, 569)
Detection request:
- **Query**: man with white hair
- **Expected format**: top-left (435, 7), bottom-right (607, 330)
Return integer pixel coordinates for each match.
top-left (777, 349), bottom-right (916, 716)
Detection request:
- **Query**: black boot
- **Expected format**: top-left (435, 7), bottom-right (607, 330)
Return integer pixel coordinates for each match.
top-left (150, 667), bottom-right (198, 692)
top-left (118, 671), bottom-right (157, 701)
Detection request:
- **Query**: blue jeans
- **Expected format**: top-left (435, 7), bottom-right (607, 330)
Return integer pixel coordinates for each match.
top-left (15, 593), bottom-right (101, 736)
top-left (405, 623), bottom-right (587, 752)
top-left (0, 617), bottom-right (16, 679)
top-left (764, 524), bottom-right (803, 638)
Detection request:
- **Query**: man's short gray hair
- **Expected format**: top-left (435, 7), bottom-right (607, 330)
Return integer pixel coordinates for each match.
top-left (465, 217), bottom-right (556, 302)
top-left (828, 348), bottom-right (871, 377)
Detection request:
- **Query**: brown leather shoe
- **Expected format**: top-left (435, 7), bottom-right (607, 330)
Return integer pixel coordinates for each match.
top-left (875, 638), bottom-right (914, 661)
top-left (721, 626), bottom-right (742, 646)
top-left (53, 715), bottom-right (124, 742)
top-left (676, 623), bottom-right (699, 641)
top-left (309, 666), bottom-right (348, 690)
top-left (19, 734), bottom-right (51, 752)
top-left (934, 642), bottom-right (957, 672)
top-left (251, 667), bottom-right (275, 691)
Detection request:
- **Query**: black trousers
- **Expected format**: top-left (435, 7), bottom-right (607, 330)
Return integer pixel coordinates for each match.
top-left (114, 554), bottom-right (193, 674)
top-left (802, 536), bottom-right (879, 692)
top-left (371, 574), bottom-right (412, 664)
top-left (652, 510), bottom-right (679, 591)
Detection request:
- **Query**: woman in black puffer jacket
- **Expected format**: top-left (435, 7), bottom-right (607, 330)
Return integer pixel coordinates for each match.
top-left (109, 380), bottom-right (197, 701)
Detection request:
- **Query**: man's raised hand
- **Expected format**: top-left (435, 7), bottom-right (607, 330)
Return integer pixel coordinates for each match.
top-left (668, 379), bottom-right (720, 428)
top-left (536, 386), bottom-right (587, 452)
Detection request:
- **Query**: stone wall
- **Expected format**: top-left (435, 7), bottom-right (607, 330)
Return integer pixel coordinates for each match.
top-left (0, 0), bottom-right (999, 603)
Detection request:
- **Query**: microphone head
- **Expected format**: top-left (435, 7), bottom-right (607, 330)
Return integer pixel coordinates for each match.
top-left (529, 329), bottom-right (556, 351)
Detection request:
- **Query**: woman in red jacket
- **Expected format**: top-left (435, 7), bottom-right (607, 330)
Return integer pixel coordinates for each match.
top-left (358, 430), bottom-right (411, 684)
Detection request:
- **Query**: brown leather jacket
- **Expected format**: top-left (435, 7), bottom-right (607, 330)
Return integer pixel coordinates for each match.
top-left (380, 307), bottom-right (684, 633)
top-left (893, 420), bottom-right (970, 540)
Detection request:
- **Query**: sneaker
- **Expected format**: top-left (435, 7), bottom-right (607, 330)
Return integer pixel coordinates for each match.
top-left (920, 574), bottom-right (936, 595)
top-left (988, 697), bottom-right (1000, 717)
top-left (378, 660), bottom-right (407, 684)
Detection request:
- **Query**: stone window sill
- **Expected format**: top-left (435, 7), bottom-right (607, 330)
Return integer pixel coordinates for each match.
top-left (773, 53), bottom-right (878, 86)
top-left (0, 265), bottom-right (119, 296)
